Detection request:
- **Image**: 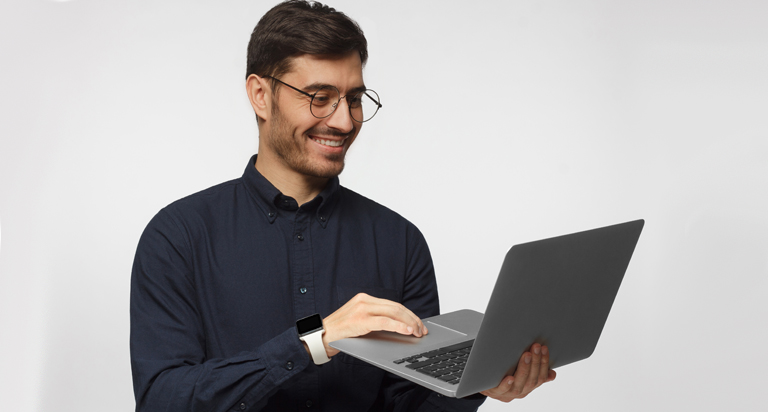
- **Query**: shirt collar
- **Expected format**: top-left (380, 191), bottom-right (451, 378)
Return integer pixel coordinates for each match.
top-left (241, 154), bottom-right (340, 227)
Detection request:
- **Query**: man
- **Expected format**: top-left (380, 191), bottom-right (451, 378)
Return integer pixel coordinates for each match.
top-left (130, 1), bottom-right (555, 411)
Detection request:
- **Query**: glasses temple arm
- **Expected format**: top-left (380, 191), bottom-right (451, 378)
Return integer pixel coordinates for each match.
top-left (364, 91), bottom-right (382, 108)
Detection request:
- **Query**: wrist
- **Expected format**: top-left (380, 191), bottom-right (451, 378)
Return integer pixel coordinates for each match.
top-left (321, 330), bottom-right (340, 358)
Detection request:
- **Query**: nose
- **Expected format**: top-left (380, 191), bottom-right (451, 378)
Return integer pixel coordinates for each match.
top-left (325, 96), bottom-right (355, 133)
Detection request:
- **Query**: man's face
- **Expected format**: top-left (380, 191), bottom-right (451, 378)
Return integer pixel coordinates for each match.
top-left (261, 52), bottom-right (365, 179)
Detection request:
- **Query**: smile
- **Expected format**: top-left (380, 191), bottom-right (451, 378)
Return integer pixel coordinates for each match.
top-left (310, 137), bottom-right (345, 147)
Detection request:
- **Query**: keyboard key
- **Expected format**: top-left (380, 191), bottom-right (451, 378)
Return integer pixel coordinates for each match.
top-left (421, 350), bottom-right (443, 358)
top-left (405, 358), bottom-right (441, 369)
top-left (419, 369), bottom-right (444, 378)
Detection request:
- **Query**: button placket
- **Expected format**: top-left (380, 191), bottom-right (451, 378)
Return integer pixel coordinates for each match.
top-left (290, 208), bottom-right (315, 328)
top-left (289, 207), bottom-right (321, 407)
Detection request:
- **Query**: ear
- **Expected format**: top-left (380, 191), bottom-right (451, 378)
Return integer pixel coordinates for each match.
top-left (246, 74), bottom-right (271, 122)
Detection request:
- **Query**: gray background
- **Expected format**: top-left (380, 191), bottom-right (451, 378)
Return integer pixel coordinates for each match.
top-left (1, 0), bottom-right (766, 411)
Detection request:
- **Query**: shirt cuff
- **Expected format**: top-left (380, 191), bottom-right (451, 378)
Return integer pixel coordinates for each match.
top-left (258, 326), bottom-right (311, 388)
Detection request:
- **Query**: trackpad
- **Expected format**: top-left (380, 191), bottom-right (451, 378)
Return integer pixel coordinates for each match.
top-left (330, 323), bottom-right (468, 362)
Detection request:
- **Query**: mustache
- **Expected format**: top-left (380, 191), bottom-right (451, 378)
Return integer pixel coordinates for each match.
top-left (306, 126), bottom-right (356, 140)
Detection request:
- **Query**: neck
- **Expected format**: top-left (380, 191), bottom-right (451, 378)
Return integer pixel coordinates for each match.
top-left (255, 153), bottom-right (329, 206)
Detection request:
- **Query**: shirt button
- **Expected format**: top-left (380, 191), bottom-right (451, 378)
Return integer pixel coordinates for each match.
top-left (306, 400), bottom-right (313, 408)
top-left (285, 361), bottom-right (293, 370)
top-left (297, 234), bottom-right (304, 241)
top-left (268, 212), bottom-right (275, 218)
top-left (300, 287), bottom-right (307, 294)
top-left (239, 402), bottom-right (246, 410)
top-left (319, 216), bottom-right (326, 222)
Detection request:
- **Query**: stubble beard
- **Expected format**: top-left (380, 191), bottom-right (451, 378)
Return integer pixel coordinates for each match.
top-left (267, 105), bottom-right (354, 179)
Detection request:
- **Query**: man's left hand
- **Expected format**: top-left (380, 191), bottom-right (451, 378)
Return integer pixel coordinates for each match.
top-left (480, 343), bottom-right (556, 402)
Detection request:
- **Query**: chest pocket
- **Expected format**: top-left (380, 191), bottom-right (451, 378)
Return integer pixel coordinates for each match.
top-left (333, 285), bottom-right (401, 365)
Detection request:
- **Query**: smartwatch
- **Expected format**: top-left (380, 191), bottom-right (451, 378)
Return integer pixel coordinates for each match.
top-left (296, 313), bottom-right (330, 365)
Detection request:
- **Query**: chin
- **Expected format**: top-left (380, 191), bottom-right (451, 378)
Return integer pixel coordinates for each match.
top-left (295, 156), bottom-right (346, 179)
top-left (310, 162), bottom-right (346, 178)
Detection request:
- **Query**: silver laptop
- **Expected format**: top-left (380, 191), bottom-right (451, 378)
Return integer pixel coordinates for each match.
top-left (330, 219), bottom-right (644, 398)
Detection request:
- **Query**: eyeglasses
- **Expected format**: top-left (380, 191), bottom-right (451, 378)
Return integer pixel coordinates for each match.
top-left (263, 75), bottom-right (382, 123)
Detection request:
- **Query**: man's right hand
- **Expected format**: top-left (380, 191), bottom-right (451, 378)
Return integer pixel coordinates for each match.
top-left (319, 293), bottom-right (428, 358)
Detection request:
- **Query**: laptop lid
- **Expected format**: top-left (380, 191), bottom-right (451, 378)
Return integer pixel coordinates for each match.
top-left (456, 219), bottom-right (644, 396)
top-left (331, 219), bottom-right (644, 398)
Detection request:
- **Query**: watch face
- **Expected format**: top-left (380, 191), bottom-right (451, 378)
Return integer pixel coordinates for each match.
top-left (296, 314), bottom-right (323, 335)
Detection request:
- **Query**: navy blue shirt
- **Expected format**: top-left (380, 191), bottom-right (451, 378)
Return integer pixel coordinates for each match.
top-left (130, 155), bottom-right (485, 411)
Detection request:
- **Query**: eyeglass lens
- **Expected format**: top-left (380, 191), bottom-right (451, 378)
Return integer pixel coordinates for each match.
top-left (310, 86), bottom-right (380, 122)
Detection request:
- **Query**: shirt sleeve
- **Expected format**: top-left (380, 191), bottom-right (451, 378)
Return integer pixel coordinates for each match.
top-left (130, 209), bottom-right (309, 412)
top-left (376, 224), bottom-right (486, 412)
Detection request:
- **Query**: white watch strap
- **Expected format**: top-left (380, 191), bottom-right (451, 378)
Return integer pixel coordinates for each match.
top-left (301, 330), bottom-right (330, 365)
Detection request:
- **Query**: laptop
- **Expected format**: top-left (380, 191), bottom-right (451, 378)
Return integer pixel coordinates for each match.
top-left (330, 219), bottom-right (644, 398)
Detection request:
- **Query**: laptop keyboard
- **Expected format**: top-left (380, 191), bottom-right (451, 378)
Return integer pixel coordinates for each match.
top-left (393, 340), bottom-right (474, 385)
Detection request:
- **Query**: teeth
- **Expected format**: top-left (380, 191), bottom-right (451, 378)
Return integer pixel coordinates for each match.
top-left (312, 137), bottom-right (344, 147)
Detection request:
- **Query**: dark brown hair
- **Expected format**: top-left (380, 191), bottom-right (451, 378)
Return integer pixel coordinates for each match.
top-left (246, 1), bottom-right (368, 83)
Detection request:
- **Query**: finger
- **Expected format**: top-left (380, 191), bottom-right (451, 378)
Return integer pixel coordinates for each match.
top-left (511, 351), bottom-right (532, 395)
top-left (480, 375), bottom-right (515, 402)
top-left (379, 300), bottom-right (425, 336)
top-left (547, 369), bottom-right (557, 382)
top-left (538, 346), bottom-right (551, 386)
top-left (370, 315), bottom-right (419, 336)
top-left (525, 343), bottom-right (542, 390)
top-left (362, 296), bottom-right (425, 336)
top-left (372, 303), bottom-right (424, 336)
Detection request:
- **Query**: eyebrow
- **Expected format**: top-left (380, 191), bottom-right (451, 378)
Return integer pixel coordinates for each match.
top-left (303, 82), bottom-right (368, 95)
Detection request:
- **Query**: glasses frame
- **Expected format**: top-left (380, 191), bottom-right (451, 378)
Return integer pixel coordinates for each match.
top-left (262, 75), bottom-right (382, 123)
